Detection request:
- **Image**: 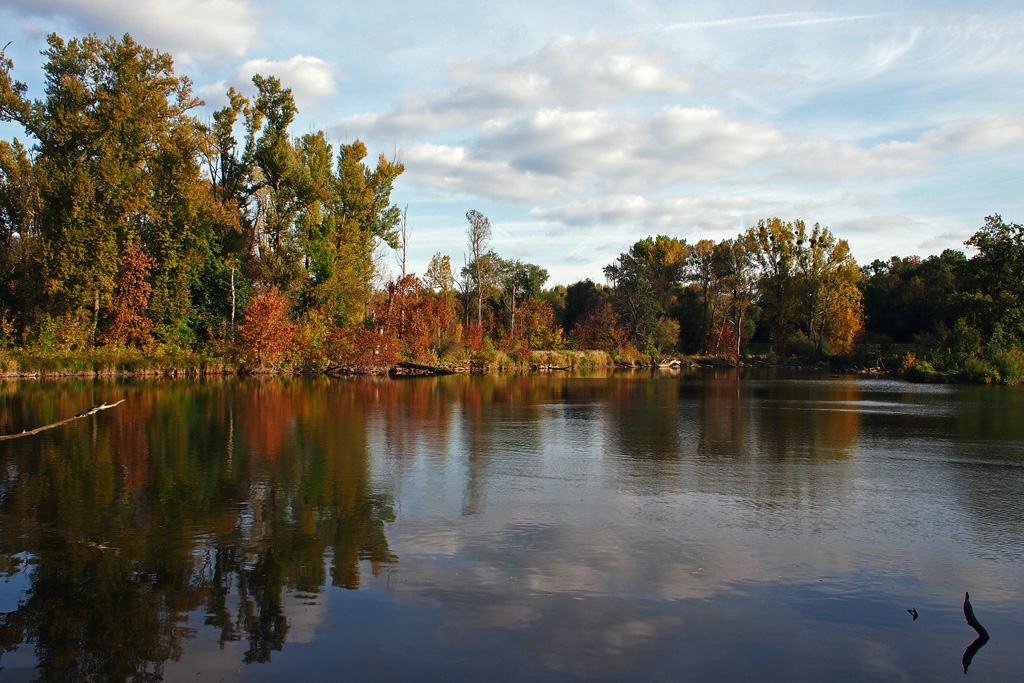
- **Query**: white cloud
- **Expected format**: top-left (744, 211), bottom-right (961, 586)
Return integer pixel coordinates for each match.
top-left (336, 33), bottom-right (691, 142)
top-left (917, 114), bottom-right (1024, 154)
top-left (402, 142), bottom-right (570, 203)
top-left (6, 0), bottom-right (258, 60)
top-left (659, 11), bottom-right (897, 32)
top-left (867, 27), bottom-right (922, 73)
top-left (532, 195), bottom-right (765, 233)
top-left (232, 54), bottom-right (338, 110)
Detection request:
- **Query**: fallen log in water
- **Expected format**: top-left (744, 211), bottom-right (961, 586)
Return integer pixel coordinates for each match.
top-left (0, 400), bottom-right (126, 441)
top-left (391, 362), bottom-right (459, 376)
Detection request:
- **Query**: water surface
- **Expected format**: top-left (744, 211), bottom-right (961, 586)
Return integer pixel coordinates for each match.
top-left (1, 371), bottom-right (1022, 681)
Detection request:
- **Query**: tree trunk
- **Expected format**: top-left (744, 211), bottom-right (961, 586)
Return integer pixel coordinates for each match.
top-left (230, 267), bottom-right (236, 342)
top-left (92, 289), bottom-right (100, 345)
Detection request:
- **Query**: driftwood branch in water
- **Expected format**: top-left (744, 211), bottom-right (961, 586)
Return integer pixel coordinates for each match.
top-left (962, 591), bottom-right (991, 674)
top-left (964, 592), bottom-right (990, 639)
top-left (0, 400), bottom-right (126, 441)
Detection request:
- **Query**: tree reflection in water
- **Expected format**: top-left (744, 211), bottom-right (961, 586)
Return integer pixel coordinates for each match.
top-left (0, 378), bottom-right (396, 679)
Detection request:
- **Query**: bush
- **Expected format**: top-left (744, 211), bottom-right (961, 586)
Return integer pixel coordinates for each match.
top-left (900, 353), bottom-right (942, 382)
top-left (991, 349), bottom-right (1024, 384)
top-left (783, 336), bottom-right (816, 357)
top-left (960, 358), bottom-right (998, 384)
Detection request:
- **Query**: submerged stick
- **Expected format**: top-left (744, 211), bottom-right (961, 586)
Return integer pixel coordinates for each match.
top-left (0, 400), bottom-right (126, 441)
top-left (962, 592), bottom-right (990, 674)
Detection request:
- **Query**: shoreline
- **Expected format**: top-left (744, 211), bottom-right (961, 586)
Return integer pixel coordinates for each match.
top-left (0, 356), bottom-right (895, 381)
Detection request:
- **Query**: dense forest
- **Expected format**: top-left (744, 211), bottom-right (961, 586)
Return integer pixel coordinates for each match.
top-left (2, 34), bottom-right (1023, 382)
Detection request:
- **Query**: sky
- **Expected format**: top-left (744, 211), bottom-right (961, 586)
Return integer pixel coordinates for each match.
top-left (2, 0), bottom-right (1023, 285)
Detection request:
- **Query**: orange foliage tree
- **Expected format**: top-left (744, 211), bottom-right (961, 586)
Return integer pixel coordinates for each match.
top-left (570, 302), bottom-right (627, 352)
top-left (329, 328), bottom-right (400, 366)
top-left (103, 247), bottom-right (156, 347)
top-left (371, 274), bottom-right (459, 362)
top-left (236, 287), bottom-right (296, 368)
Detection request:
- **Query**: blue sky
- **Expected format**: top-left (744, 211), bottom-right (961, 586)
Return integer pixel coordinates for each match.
top-left (2, 0), bottom-right (1022, 285)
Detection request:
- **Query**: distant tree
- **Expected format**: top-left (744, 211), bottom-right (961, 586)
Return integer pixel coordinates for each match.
top-left (712, 237), bottom-right (757, 359)
top-left (563, 279), bottom-right (607, 336)
top-left (495, 257), bottom-right (548, 337)
top-left (961, 214), bottom-right (1024, 348)
top-left (423, 252), bottom-right (456, 298)
top-left (604, 235), bottom-right (688, 351)
top-left (465, 210), bottom-right (492, 327)
top-left (745, 218), bottom-right (799, 344)
top-left (685, 239), bottom-right (717, 353)
top-left (792, 223), bottom-right (862, 357)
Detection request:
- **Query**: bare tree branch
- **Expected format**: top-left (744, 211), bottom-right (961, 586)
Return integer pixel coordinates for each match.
top-left (0, 400), bottom-right (126, 441)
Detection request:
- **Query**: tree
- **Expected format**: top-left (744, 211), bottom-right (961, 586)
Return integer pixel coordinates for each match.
top-left (792, 223), bottom-right (862, 357)
top-left (330, 141), bottom-right (405, 323)
top-left (495, 257), bottom-right (548, 337)
top-left (745, 218), bottom-right (798, 344)
top-left (604, 235), bottom-right (688, 352)
top-left (423, 252), bottom-right (455, 297)
top-left (236, 287), bottom-right (295, 367)
top-left (712, 237), bottom-right (757, 359)
top-left (103, 247), bottom-right (156, 347)
top-left (858, 252), bottom-right (964, 345)
top-left (0, 33), bottom-right (211, 344)
top-left (465, 210), bottom-right (492, 327)
top-left (961, 214), bottom-right (1024, 348)
top-left (684, 239), bottom-right (717, 353)
top-left (0, 139), bottom-right (41, 336)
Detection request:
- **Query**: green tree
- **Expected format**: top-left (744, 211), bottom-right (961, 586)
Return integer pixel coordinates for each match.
top-left (495, 257), bottom-right (548, 337)
top-left (0, 139), bottom-right (41, 337)
top-left (684, 239), bottom-right (717, 354)
top-left (0, 33), bottom-right (211, 346)
top-left (604, 235), bottom-right (688, 352)
top-left (711, 237), bottom-right (757, 358)
top-left (961, 214), bottom-right (1024, 348)
top-left (745, 218), bottom-right (798, 344)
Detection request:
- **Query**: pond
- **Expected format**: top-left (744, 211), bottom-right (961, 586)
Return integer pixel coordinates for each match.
top-left (0, 371), bottom-right (1022, 681)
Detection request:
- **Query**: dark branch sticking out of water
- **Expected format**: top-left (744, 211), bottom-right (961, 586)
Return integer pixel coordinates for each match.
top-left (0, 400), bottom-right (126, 441)
top-left (962, 592), bottom-right (990, 674)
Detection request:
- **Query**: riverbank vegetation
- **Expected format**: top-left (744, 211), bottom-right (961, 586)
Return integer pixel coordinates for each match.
top-left (2, 35), bottom-right (1023, 382)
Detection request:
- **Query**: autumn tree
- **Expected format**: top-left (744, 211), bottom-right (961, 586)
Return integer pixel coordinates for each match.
top-left (103, 247), bottom-right (156, 347)
top-left (236, 287), bottom-right (296, 368)
top-left (792, 223), bottom-right (862, 356)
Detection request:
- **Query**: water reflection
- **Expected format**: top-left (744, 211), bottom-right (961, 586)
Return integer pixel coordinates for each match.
top-left (0, 373), bottom-right (1022, 680)
top-left (0, 378), bottom-right (396, 679)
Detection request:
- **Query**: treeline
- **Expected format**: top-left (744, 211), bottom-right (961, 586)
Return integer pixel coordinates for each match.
top-left (1, 34), bottom-right (1022, 382)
